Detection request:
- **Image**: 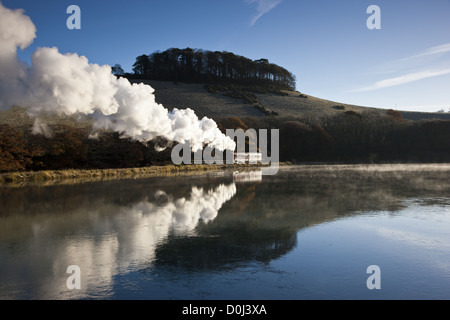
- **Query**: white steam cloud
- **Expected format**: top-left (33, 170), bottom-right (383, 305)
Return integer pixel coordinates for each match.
top-left (0, 2), bottom-right (235, 152)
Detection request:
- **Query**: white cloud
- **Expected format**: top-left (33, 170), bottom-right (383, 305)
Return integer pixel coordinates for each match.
top-left (353, 43), bottom-right (450, 93)
top-left (246, 0), bottom-right (282, 26)
top-left (352, 68), bottom-right (450, 92)
top-left (399, 43), bottom-right (450, 61)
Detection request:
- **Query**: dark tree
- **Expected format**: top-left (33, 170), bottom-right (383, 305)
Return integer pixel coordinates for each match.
top-left (131, 48), bottom-right (297, 91)
top-left (0, 125), bottom-right (32, 172)
top-left (112, 64), bottom-right (125, 76)
top-left (133, 54), bottom-right (151, 75)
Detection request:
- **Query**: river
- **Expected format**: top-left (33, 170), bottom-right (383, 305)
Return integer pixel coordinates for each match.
top-left (0, 164), bottom-right (449, 300)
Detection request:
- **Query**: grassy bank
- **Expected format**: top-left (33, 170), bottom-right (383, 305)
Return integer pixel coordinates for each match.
top-left (0, 163), bottom-right (273, 186)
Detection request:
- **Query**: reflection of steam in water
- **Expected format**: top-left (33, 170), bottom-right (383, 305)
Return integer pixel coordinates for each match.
top-left (0, 183), bottom-right (236, 299)
top-left (62, 183), bottom-right (236, 298)
top-left (111, 184), bottom-right (237, 271)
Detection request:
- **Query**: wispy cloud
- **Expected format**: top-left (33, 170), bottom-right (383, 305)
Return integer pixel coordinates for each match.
top-left (246, 0), bottom-right (282, 26)
top-left (352, 68), bottom-right (450, 92)
top-left (352, 43), bottom-right (450, 92)
top-left (398, 43), bottom-right (450, 62)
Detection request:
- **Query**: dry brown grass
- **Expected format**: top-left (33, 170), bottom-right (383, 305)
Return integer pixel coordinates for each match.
top-left (0, 106), bottom-right (93, 130)
top-left (0, 163), bottom-right (278, 186)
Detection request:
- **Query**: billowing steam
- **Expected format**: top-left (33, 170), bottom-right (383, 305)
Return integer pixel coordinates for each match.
top-left (0, 2), bottom-right (235, 152)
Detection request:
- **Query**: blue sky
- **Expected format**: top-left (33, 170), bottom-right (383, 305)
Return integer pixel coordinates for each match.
top-left (3, 0), bottom-right (450, 112)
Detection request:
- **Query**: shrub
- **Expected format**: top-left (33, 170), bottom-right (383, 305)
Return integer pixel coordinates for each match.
top-left (386, 109), bottom-right (403, 122)
top-left (279, 121), bottom-right (335, 162)
top-left (344, 111), bottom-right (362, 119)
top-left (0, 124), bottom-right (33, 172)
top-left (223, 90), bottom-right (258, 104)
top-left (217, 116), bottom-right (249, 131)
top-left (254, 104), bottom-right (273, 116)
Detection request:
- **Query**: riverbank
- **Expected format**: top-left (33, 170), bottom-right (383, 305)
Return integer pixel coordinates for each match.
top-left (0, 163), bottom-right (279, 186)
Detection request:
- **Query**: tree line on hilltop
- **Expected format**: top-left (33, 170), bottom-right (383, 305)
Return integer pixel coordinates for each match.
top-left (126, 48), bottom-right (296, 91)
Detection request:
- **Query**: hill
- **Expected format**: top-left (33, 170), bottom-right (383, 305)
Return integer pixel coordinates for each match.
top-left (1, 78), bottom-right (450, 173)
top-left (132, 79), bottom-right (450, 122)
top-left (1, 79), bottom-right (449, 127)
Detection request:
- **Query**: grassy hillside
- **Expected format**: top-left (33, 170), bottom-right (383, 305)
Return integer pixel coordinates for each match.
top-left (136, 79), bottom-right (450, 122)
top-left (1, 78), bottom-right (450, 174)
top-left (1, 79), bottom-right (449, 128)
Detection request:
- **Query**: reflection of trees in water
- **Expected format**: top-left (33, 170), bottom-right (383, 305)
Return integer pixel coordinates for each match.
top-left (0, 174), bottom-right (233, 216)
top-left (152, 167), bottom-right (450, 270)
top-left (154, 228), bottom-right (297, 271)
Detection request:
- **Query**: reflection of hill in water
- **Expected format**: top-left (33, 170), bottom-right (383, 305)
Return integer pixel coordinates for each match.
top-left (152, 166), bottom-right (450, 270)
top-left (154, 227), bottom-right (297, 271)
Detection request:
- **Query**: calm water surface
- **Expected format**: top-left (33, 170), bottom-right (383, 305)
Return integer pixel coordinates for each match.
top-left (0, 164), bottom-right (449, 300)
